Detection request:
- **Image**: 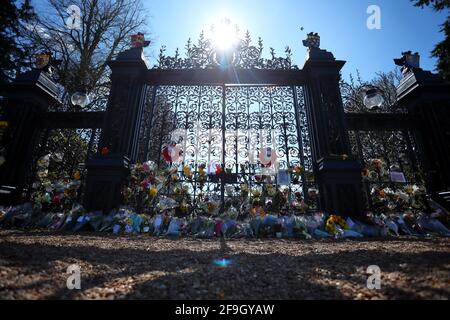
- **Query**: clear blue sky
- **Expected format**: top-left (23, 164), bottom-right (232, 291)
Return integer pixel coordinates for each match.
top-left (31, 0), bottom-right (447, 80)
top-left (143, 0), bottom-right (447, 80)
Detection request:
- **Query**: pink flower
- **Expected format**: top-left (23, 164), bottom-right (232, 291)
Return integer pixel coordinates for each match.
top-left (140, 179), bottom-right (149, 189)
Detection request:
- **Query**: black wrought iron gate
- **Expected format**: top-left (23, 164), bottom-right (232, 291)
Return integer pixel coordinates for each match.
top-left (84, 29), bottom-right (369, 215)
top-left (141, 84), bottom-right (315, 207)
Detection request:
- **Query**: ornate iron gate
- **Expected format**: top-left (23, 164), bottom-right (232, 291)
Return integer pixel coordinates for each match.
top-left (89, 28), bottom-right (369, 215)
top-left (142, 84), bottom-right (315, 207)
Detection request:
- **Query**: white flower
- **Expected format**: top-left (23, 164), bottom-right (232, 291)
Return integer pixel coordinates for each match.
top-left (413, 185), bottom-right (426, 195)
top-left (397, 191), bottom-right (410, 202)
top-left (225, 185), bottom-right (234, 196)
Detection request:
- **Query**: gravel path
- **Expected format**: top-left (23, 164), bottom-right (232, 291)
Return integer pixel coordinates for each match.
top-left (0, 230), bottom-right (449, 300)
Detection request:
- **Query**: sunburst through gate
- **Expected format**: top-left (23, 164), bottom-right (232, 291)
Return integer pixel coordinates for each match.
top-left (141, 84), bottom-right (316, 208)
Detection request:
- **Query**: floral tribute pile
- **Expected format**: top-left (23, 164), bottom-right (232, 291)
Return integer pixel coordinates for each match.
top-left (1, 157), bottom-right (450, 239)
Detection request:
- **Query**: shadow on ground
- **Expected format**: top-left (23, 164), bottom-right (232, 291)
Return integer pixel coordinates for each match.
top-left (0, 231), bottom-right (449, 300)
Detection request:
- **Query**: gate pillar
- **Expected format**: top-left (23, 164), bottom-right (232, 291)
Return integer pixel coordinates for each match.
top-left (84, 43), bottom-right (149, 212)
top-left (0, 68), bottom-right (59, 205)
top-left (302, 34), bottom-right (364, 216)
top-left (395, 52), bottom-right (450, 194)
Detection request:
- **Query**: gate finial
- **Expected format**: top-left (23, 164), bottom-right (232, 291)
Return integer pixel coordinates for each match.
top-left (35, 51), bottom-right (62, 76)
top-left (394, 51), bottom-right (420, 75)
top-left (302, 32), bottom-right (320, 49)
top-left (131, 32), bottom-right (150, 48)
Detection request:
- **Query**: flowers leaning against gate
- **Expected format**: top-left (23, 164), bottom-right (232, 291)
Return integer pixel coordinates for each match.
top-left (362, 158), bottom-right (388, 181)
top-left (325, 215), bottom-right (349, 236)
top-left (122, 161), bottom-right (169, 214)
top-left (30, 154), bottom-right (82, 212)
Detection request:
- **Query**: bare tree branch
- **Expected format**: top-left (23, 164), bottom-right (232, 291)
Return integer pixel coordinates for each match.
top-left (25, 0), bottom-right (150, 111)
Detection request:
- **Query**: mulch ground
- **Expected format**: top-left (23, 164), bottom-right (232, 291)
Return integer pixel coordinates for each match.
top-left (0, 229), bottom-right (449, 300)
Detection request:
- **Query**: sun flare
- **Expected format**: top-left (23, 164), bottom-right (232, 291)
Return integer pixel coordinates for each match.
top-left (210, 17), bottom-right (238, 50)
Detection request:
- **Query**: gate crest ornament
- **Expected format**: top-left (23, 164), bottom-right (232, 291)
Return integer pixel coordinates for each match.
top-left (156, 28), bottom-right (297, 70)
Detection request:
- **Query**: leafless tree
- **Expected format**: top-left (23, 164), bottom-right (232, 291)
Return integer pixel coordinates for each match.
top-left (25, 0), bottom-right (150, 111)
top-left (341, 69), bottom-right (422, 184)
top-left (340, 68), bottom-right (404, 113)
top-left (21, 0), bottom-right (150, 188)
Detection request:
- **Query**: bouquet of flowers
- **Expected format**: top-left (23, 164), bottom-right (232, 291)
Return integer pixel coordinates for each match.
top-left (325, 215), bottom-right (349, 236)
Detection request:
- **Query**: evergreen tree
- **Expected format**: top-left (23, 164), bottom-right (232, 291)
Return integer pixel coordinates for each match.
top-left (0, 0), bottom-right (36, 87)
top-left (413, 0), bottom-right (450, 81)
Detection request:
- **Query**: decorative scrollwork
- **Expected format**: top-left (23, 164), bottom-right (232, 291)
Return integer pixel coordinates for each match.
top-left (145, 84), bottom-right (314, 202)
top-left (156, 30), bottom-right (297, 70)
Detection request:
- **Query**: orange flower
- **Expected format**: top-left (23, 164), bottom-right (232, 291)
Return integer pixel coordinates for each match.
top-left (73, 170), bottom-right (81, 181)
top-left (183, 165), bottom-right (192, 178)
top-left (292, 165), bottom-right (303, 176)
top-left (251, 206), bottom-right (265, 217)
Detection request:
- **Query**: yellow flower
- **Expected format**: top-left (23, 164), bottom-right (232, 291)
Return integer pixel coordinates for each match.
top-left (325, 215), bottom-right (348, 235)
top-left (149, 186), bottom-right (158, 198)
top-left (0, 121), bottom-right (9, 129)
top-left (325, 220), bottom-right (335, 234)
top-left (405, 185), bottom-right (414, 194)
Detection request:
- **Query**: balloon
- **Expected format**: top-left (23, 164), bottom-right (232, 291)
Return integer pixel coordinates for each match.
top-left (162, 144), bottom-right (181, 163)
top-left (43, 193), bottom-right (52, 203)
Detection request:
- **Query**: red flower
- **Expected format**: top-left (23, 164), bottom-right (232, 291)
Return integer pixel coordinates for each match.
top-left (101, 147), bottom-right (109, 156)
top-left (52, 195), bottom-right (61, 205)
